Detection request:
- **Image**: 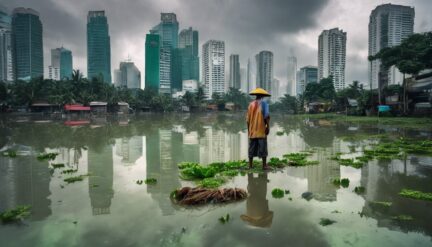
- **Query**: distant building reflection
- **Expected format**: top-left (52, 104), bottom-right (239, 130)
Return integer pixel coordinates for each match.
top-left (241, 173), bottom-right (273, 228)
top-left (88, 145), bottom-right (114, 215)
top-left (115, 136), bottom-right (143, 166)
top-left (199, 126), bottom-right (242, 164)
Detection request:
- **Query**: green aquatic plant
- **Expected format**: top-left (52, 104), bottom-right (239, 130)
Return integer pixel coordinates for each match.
top-left (283, 153), bottom-right (319, 166)
top-left (136, 180), bottom-right (143, 185)
top-left (284, 190), bottom-right (290, 194)
top-left (276, 131), bottom-right (284, 136)
top-left (319, 218), bottom-right (336, 226)
top-left (354, 186), bottom-right (366, 194)
top-left (399, 189), bottom-right (432, 202)
top-left (178, 162), bottom-right (219, 180)
top-left (0, 205), bottom-right (31, 223)
top-left (219, 214), bottom-right (230, 224)
top-left (332, 178), bottom-right (350, 188)
top-left (331, 210), bottom-right (341, 214)
top-left (199, 177), bottom-right (226, 188)
top-left (268, 157), bottom-right (288, 168)
top-left (37, 152), bottom-right (59, 161)
top-left (221, 170), bottom-right (239, 177)
top-left (144, 178), bottom-right (157, 184)
top-left (392, 215), bottom-right (414, 221)
top-left (64, 175), bottom-right (86, 184)
top-left (61, 169), bottom-right (78, 174)
top-left (331, 154), bottom-right (365, 168)
top-left (370, 201), bottom-right (392, 208)
top-left (51, 163), bottom-right (65, 169)
top-left (2, 150), bottom-right (17, 158)
top-left (271, 188), bottom-right (285, 198)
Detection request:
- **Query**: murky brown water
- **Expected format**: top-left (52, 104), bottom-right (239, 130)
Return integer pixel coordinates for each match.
top-left (0, 113), bottom-right (431, 247)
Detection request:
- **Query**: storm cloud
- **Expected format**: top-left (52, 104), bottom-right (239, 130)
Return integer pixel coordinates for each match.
top-left (3, 0), bottom-right (432, 88)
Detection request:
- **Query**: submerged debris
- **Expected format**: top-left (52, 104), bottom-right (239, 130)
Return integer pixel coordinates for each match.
top-left (171, 187), bottom-right (247, 205)
top-left (219, 214), bottom-right (230, 224)
top-left (145, 178), bottom-right (157, 185)
top-left (271, 188), bottom-right (284, 198)
top-left (301, 192), bottom-right (313, 201)
top-left (319, 218), bottom-right (336, 226)
top-left (37, 152), bottom-right (59, 161)
top-left (399, 189), bottom-right (432, 202)
top-left (0, 205), bottom-right (31, 224)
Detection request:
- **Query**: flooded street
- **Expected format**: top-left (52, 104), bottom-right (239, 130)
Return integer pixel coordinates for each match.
top-left (0, 113), bottom-right (431, 247)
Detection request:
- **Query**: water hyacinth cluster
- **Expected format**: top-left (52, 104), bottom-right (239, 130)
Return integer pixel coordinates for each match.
top-left (0, 206), bottom-right (31, 224)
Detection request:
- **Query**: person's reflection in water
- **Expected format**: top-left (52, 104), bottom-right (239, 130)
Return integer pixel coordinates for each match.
top-left (241, 173), bottom-right (273, 228)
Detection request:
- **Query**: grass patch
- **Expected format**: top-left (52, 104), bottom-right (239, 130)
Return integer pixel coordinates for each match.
top-left (271, 188), bottom-right (285, 198)
top-left (144, 178), bottom-right (157, 184)
top-left (319, 218), bottom-right (336, 226)
top-left (37, 152), bottom-right (59, 161)
top-left (399, 189), bottom-right (432, 202)
top-left (354, 186), bottom-right (366, 194)
top-left (0, 205), bottom-right (31, 224)
top-left (332, 178), bottom-right (350, 188)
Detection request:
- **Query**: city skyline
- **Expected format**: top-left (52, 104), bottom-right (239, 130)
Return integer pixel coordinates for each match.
top-left (1, 0), bottom-right (432, 88)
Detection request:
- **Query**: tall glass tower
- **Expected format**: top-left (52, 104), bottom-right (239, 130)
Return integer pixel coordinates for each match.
top-left (145, 34), bottom-right (160, 91)
top-left (49, 47), bottom-right (72, 80)
top-left (150, 13), bottom-right (179, 94)
top-left (255, 51), bottom-right (273, 93)
top-left (0, 5), bottom-right (13, 82)
top-left (12, 8), bottom-right (43, 81)
top-left (87, 11), bottom-right (111, 83)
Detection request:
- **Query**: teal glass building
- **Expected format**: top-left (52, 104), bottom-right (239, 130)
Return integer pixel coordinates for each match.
top-left (12, 8), bottom-right (43, 81)
top-left (87, 11), bottom-right (111, 83)
top-left (60, 48), bottom-right (72, 80)
top-left (145, 34), bottom-right (160, 91)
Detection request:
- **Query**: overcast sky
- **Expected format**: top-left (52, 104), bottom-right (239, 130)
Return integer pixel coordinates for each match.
top-left (4, 0), bottom-right (432, 88)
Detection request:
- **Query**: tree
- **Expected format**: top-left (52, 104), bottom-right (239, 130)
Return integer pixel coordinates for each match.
top-left (271, 94), bottom-right (298, 114)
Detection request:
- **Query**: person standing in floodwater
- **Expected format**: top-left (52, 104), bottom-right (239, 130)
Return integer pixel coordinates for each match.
top-left (246, 88), bottom-right (271, 170)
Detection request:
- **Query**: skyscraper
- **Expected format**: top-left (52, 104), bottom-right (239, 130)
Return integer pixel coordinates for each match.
top-left (150, 13), bottom-right (179, 94)
top-left (116, 60), bottom-right (141, 89)
top-left (271, 78), bottom-right (280, 100)
top-left (255, 51), bottom-right (273, 92)
top-left (11, 8), bottom-right (43, 81)
top-left (318, 28), bottom-right (346, 91)
top-left (229, 54), bottom-right (240, 89)
top-left (48, 47), bottom-right (72, 80)
top-left (145, 34), bottom-right (160, 91)
top-left (240, 67), bottom-right (247, 93)
top-left (368, 4), bottom-right (414, 89)
top-left (297, 66), bottom-right (318, 95)
top-left (246, 58), bottom-right (255, 92)
top-left (172, 27), bottom-right (199, 92)
top-left (87, 11), bottom-right (111, 83)
top-left (0, 6), bottom-right (12, 82)
top-left (202, 40), bottom-right (225, 99)
top-left (287, 56), bottom-right (297, 96)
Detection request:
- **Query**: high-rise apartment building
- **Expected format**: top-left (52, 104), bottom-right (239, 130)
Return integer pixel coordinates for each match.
top-left (229, 54), bottom-right (240, 89)
top-left (0, 6), bottom-right (12, 81)
top-left (297, 66), bottom-right (318, 95)
top-left (48, 47), bottom-right (72, 80)
top-left (202, 40), bottom-right (225, 99)
top-left (87, 11), bottom-right (111, 83)
top-left (287, 56), bottom-right (297, 96)
top-left (255, 51), bottom-right (273, 92)
top-left (318, 28), bottom-right (346, 91)
top-left (150, 13), bottom-right (179, 94)
top-left (12, 8), bottom-right (43, 81)
top-left (368, 4), bottom-right (414, 89)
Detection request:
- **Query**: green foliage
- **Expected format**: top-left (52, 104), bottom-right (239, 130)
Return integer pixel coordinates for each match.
top-left (319, 218), bottom-right (336, 226)
top-left (399, 189), bottom-right (432, 202)
top-left (0, 205), bottom-right (31, 224)
top-left (61, 169), bottom-right (78, 174)
top-left (271, 188), bottom-right (285, 198)
top-left (144, 178), bottom-right (157, 185)
top-left (64, 175), bottom-right (85, 184)
top-left (51, 163), bottom-right (65, 169)
top-left (283, 153), bottom-right (319, 166)
top-left (219, 214), bottom-right (230, 224)
top-left (37, 152), bottom-right (59, 161)
top-left (392, 215), bottom-right (414, 221)
top-left (276, 131), bottom-right (284, 136)
top-left (370, 201), bottom-right (392, 208)
top-left (1, 150), bottom-right (17, 158)
top-left (332, 178), bottom-right (350, 188)
top-left (178, 162), bottom-right (218, 180)
top-left (303, 77), bottom-right (336, 103)
top-left (354, 186), bottom-right (366, 194)
top-left (199, 177), bottom-right (226, 188)
top-left (332, 155), bottom-right (365, 168)
top-left (271, 94), bottom-right (299, 114)
top-left (136, 180), bottom-right (143, 185)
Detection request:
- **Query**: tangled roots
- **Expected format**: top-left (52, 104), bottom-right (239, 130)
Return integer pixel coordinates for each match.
top-left (171, 187), bottom-right (248, 205)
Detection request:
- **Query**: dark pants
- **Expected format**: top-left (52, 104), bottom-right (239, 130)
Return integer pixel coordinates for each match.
top-left (248, 138), bottom-right (268, 158)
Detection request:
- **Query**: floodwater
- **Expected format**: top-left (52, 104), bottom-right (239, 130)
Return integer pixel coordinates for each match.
top-left (0, 113), bottom-right (431, 247)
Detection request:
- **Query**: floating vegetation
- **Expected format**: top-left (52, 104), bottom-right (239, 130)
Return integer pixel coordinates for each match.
top-left (1, 150), bottom-right (17, 158)
top-left (288, 197), bottom-right (293, 201)
top-left (144, 178), bottom-right (157, 185)
top-left (51, 163), bottom-right (65, 169)
top-left (283, 153), bottom-right (319, 166)
top-left (171, 187), bottom-right (247, 205)
top-left (276, 131), bottom-right (284, 136)
top-left (301, 192), bottom-right (313, 201)
top-left (198, 177), bottom-right (226, 188)
top-left (399, 189), bottom-right (432, 202)
top-left (392, 215), bottom-right (414, 221)
top-left (332, 178), bottom-right (350, 188)
top-left (221, 170), bottom-right (239, 177)
top-left (0, 205), bottom-right (31, 224)
top-left (319, 218), bottom-right (336, 226)
top-left (64, 175), bottom-right (86, 184)
top-left (331, 154), bottom-right (365, 169)
top-left (271, 188), bottom-right (284, 198)
top-left (370, 201), bottom-right (392, 208)
top-left (354, 186), bottom-right (366, 194)
top-left (136, 180), bottom-right (143, 185)
top-left (61, 169), bottom-right (78, 174)
top-left (37, 152), bottom-right (59, 161)
top-left (331, 210), bottom-right (341, 214)
top-left (285, 190), bottom-right (290, 194)
top-left (219, 214), bottom-right (230, 224)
